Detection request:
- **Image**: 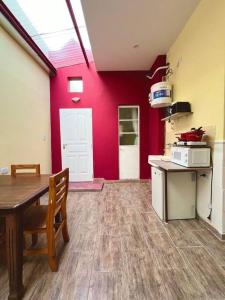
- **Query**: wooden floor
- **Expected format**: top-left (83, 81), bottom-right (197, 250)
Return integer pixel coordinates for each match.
top-left (1, 182), bottom-right (225, 299)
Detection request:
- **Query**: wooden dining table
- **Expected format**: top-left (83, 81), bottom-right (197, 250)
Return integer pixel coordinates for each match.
top-left (0, 175), bottom-right (49, 300)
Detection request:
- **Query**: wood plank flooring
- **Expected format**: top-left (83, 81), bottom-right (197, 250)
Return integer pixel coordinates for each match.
top-left (1, 182), bottom-right (225, 299)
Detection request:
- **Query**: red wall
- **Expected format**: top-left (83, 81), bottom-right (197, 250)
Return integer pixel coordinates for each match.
top-left (50, 57), bottom-right (165, 180)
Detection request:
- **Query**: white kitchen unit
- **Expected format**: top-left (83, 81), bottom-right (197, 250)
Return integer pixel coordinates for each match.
top-left (151, 166), bottom-right (196, 220)
top-left (149, 159), bottom-right (212, 221)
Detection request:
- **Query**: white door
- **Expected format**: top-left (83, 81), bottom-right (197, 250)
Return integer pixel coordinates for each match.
top-left (119, 106), bottom-right (140, 179)
top-left (60, 109), bottom-right (93, 182)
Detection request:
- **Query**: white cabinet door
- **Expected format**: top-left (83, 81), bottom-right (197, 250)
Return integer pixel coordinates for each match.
top-left (119, 146), bottom-right (139, 179)
top-left (151, 167), bottom-right (164, 220)
top-left (168, 172), bottom-right (196, 219)
top-left (119, 106), bottom-right (139, 179)
top-left (60, 109), bottom-right (93, 182)
top-left (196, 170), bottom-right (212, 219)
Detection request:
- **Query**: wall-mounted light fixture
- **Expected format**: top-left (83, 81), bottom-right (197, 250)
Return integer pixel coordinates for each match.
top-left (72, 97), bottom-right (80, 103)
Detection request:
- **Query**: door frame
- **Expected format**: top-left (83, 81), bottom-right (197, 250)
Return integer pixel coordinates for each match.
top-left (59, 108), bottom-right (94, 182)
top-left (118, 105), bottom-right (140, 179)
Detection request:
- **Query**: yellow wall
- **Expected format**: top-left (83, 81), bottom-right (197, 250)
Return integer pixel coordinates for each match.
top-left (0, 26), bottom-right (51, 174)
top-left (166, 0), bottom-right (225, 150)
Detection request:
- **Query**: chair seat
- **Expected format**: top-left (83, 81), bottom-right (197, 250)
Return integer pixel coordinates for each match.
top-left (24, 205), bottom-right (48, 232)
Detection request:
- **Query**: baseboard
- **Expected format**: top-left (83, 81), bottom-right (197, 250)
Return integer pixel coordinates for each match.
top-left (198, 216), bottom-right (225, 240)
top-left (104, 179), bottom-right (150, 183)
top-left (93, 178), bottom-right (104, 182)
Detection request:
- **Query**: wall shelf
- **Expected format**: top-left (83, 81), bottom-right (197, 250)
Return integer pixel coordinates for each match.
top-left (161, 112), bottom-right (193, 122)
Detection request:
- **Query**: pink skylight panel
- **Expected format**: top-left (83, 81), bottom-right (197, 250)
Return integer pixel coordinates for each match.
top-left (3, 0), bottom-right (93, 68)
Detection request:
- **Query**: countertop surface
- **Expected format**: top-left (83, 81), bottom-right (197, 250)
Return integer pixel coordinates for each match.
top-left (148, 160), bottom-right (212, 172)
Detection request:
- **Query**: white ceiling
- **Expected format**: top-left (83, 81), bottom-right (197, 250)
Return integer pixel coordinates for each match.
top-left (81, 0), bottom-right (200, 71)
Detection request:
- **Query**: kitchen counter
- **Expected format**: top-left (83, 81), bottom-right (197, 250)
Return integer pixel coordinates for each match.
top-left (148, 160), bottom-right (212, 172)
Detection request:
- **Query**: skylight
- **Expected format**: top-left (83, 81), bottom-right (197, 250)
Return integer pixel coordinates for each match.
top-left (3, 0), bottom-right (93, 68)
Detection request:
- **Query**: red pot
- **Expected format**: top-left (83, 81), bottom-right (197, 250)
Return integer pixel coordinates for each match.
top-left (176, 127), bottom-right (205, 142)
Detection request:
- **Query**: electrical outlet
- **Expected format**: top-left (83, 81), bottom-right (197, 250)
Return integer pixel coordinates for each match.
top-left (0, 167), bottom-right (9, 174)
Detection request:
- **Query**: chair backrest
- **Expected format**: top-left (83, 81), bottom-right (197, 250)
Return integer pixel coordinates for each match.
top-left (48, 168), bottom-right (69, 223)
top-left (11, 164), bottom-right (40, 176)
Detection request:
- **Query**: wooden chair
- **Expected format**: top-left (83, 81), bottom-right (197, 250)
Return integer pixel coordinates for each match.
top-left (23, 168), bottom-right (70, 272)
top-left (11, 164), bottom-right (41, 246)
top-left (11, 164), bottom-right (41, 205)
top-left (11, 164), bottom-right (40, 176)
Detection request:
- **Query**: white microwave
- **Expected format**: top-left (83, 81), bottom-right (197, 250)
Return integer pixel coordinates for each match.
top-left (171, 146), bottom-right (210, 167)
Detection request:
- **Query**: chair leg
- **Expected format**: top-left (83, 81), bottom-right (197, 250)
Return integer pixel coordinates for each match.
top-left (47, 231), bottom-right (58, 272)
top-left (23, 235), bottom-right (26, 249)
top-left (31, 233), bottom-right (38, 246)
top-left (35, 199), bottom-right (40, 206)
top-left (31, 199), bottom-right (40, 246)
top-left (48, 255), bottom-right (58, 272)
top-left (61, 203), bottom-right (69, 243)
top-left (62, 222), bottom-right (69, 243)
